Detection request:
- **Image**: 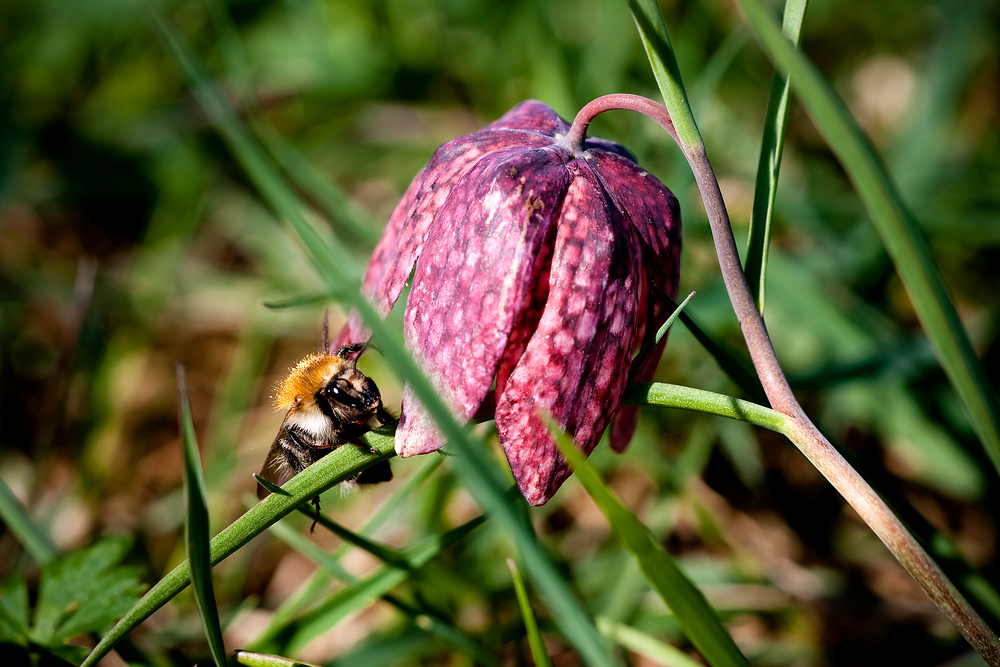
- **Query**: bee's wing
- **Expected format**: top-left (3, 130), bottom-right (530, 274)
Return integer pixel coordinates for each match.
top-left (256, 429), bottom-right (296, 500)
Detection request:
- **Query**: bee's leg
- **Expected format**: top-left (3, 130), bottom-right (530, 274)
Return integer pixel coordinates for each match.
top-left (334, 343), bottom-right (367, 361)
top-left (310, 496), bottom-right (322, 533)
top-left (342, 434), bottom-right (381, 456)
top-left (376, 404), bottom-right (397, 426)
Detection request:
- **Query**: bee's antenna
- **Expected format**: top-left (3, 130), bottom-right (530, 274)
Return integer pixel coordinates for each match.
top-left (320, 310), bottom-right (330, 353)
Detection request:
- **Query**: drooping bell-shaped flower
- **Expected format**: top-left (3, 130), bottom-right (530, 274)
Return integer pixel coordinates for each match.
top-left (336, 99), bottom-right (681, 505)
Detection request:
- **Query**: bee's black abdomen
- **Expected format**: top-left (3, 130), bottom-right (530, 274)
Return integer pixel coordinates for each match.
top-left (355, 460), bottom-right (393, 485)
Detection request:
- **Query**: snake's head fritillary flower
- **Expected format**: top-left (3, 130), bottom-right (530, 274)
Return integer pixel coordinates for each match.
top-left (336, 99), bottom-right (681, 505)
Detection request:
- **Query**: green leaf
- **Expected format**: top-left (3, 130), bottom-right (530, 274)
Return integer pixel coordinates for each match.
top-left (49, 643), bottom-right (90, 665)
top-left (628, 0), bottom-right (702, 148)
top-left (234, 650), bottom-right (321, 667)
top-left (508, 559), bottom-right (552, 667)
top-left (261, 293), bottom-right (339, 310)
top-left (30, 537), bottom-right (144, 648)
top-left (735, 0), bottom-right (1000, 481)
top-left (550, 422), bottom-right (750, 667)
top-left (631, 291), bottom-right (696, 373)
top-left (178, 365), bottom-right (228, 667)
top-left (743, 0), bottom-right (808, 313)
top-left (597, 616), bottom-right (704, 667)
top-left (0, 476), bottom-right (58, 566)
top-left (0, 576), bottom-right (29, 646)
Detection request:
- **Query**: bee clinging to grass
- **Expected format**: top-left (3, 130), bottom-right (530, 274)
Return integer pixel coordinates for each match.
top-left (255, 331), bottom-right (394, 528)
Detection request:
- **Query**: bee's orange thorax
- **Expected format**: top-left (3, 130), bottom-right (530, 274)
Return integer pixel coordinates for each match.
top-left (274, 353), bottom-right (344, 409)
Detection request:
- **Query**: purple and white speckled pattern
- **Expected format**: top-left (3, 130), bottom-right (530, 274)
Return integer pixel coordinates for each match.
top-left (396, 148), bottom-right (570, 456)
top-left (584, 150), bottom-right (681, 452)
top-left (334, 129), bottom-right (553, 349)
top-left (495, 167), bottom-right (642, 504)
top-left (337, 100), bottom-right (681, 505)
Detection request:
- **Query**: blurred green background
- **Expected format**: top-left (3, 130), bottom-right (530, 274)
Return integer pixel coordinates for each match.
top-left (1, 0), bottom-right (998, 665)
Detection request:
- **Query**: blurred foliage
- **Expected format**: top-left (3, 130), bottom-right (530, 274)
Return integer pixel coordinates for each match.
top-left (0, 0), bottom-right (998, 665)
top-left (0, 537), bottom-right (144, 665)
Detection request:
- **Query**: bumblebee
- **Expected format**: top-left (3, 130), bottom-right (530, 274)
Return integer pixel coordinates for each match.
top-left (256, 342), bottom-right (393, 521)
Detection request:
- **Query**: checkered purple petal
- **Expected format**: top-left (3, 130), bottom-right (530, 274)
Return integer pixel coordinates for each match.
top-left (494, 165), bottom-right (643, 505)
top-left (395, 147), bottom-right (571, 457)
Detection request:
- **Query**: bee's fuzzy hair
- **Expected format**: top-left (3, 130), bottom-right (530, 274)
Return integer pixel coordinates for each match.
top-left (273, 353), bottom-right (351, 409)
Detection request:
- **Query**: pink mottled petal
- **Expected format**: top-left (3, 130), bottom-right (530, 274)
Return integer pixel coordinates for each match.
top-left (610, 336), bottom-right (671, 450)
top-left (335, 129), bottom-right (555, 349)
top-left (482, 100), bottom-right (571, 138)
top-left (495, 167), bottom-right (643, 505)
top-left (393, 386), bottom-right (443, 456)
top-left (585, 150), bottom-right (681, 298)
top-left (494, 225), bottom-right (555, 399)
top-left (583, 136), bottom-right (638, 163)
top-left (395, 147), bottom-right (571, 457)
top-left (585, 151), bottom-right (681, 452)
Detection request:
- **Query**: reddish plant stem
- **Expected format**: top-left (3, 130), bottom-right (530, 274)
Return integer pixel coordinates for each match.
top-left (565, 93), bottom-right (1000, 664)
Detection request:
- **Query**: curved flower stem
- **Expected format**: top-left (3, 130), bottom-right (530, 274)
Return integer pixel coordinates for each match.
top-left (566, 93), bottom-right (1000, 663)
top-left (622, 382), bottom-right (788, 433)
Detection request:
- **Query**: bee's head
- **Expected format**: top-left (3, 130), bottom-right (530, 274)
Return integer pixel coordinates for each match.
top-left (322, 366), bottom-right (382, 423)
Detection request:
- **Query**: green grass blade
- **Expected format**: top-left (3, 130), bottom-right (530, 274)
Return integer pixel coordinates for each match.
top-left (253, 121), bottom-right (383, 247)
top-left (248, 456), bottom-right (444, 649)
top-left (0, 476), bottom-right (58, 565)
top-left (744, 0), bottom-right (808, 313)
top-left (382, 595), bottom-right (499, 667)
top-left (234, 650), bottom-right (320, 667)
top-left (286, 567), bottom-right (410, 654)
top-left (654, 291), bottom-right (696, 348)
top-left (266, 519), bottom-right (354, 582)
top-left (508, 559), bottom-right (552, 667)
top-left (631, 291), bottom-right (696, 372)
top-left (657, 291), bottom-right (766, 403)
top-left (412, 600), bottom-right (498, 662)
top-left (202, 0), bottom-right (380, 248)
top-left (146, 9), bottom-right (362, 290)
top-left (596, 616), bottom-right (704, 667)
top-left (80, 429), bottom-right (396, 667)
top-left (303, 510), bottom-right (409, 568)
top-left (735, 0), bottom-right (1000, 479)
top-left (551, 424), bottom-right (749, 667)
top-left (269, 514), bottom-right (496, 666)
top-left (284, 514), bottom-right (487, 655)
top-left (628, 0), bottom-right (702, 148)
top-left (177, 365), bottom-right (228, 667)
top-left (436, 431), bottom-right (618, 667)
top-left (261, 294), bottom-right (340, 310)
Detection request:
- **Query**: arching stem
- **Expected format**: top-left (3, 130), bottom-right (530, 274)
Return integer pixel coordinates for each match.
top-left (566, 93), bottom-right (1000, 664)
